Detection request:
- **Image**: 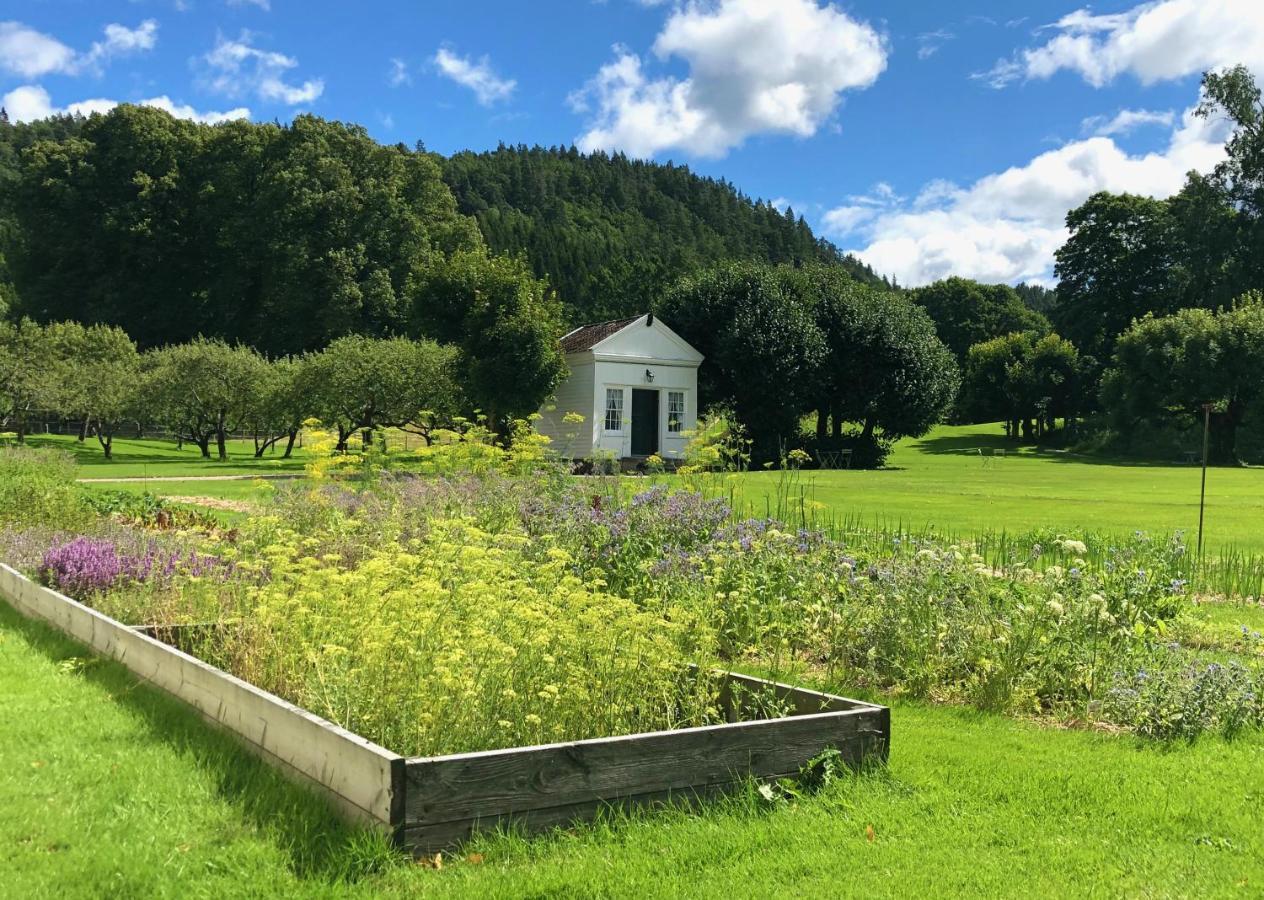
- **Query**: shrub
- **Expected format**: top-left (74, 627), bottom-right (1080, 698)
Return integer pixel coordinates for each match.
top-left (0, 447), bottom-right (88, 530)
top-left (1103, 649), bottom-right (1263, 740)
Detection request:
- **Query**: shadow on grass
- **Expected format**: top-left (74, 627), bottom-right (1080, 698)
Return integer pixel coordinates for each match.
top-left (0, 601), bottom-right (401, 885)
top-left (911, 431), bottom-right (1216, 469)
top-left (6, 434), bottom-right (309, 473)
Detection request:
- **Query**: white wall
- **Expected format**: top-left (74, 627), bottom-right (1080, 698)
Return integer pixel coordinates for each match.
top-left (592, 359), bottom-right (697, 459)
top-left (535, 358), bottom-right (595, 457)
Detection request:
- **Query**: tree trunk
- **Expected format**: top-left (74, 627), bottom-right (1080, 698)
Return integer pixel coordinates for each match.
top-left (282, 429), bottom-right (298, 459)
top-left (831, 401), bottom-right (843, 440)
top-left (336, 425), bottom-right (350, 454)
top-left (362, 428), bottom-right (372, 450)
top-left (1208, 406), bottom-right (1243, 465)
top-left (216, 411), bottom-right (228, 461)
top-left (78, 415), bottom-right (89, 442)
top-left (815, 407), bottom-right (827, 442)
top-left (197, 435), bottom-right (211, 459)
top-left (861, 417), bottom-right (875, 442)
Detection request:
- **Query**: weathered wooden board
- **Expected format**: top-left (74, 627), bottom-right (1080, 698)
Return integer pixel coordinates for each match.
top-left (0, 563), bottom-right (889, 855)
top-left (0, 564), bottom-right (400, 825)
top-left (402, 680), bottom-right (888, 854)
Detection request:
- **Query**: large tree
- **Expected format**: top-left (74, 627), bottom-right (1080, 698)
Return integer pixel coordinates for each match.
top-left (409, 250), bottom-right (566, 430)
top-left (809, 269), bottom-right (958, 447)
top-left (1053, 192), bottom-right (1182, 361)
top-left (961, 332), bottom-right (1085, 440)
top-left (45, 321), bottom-right (140, 456)
top-left (8, 106), bottom-right (482, 353)
top-left (661, 261), bottom-right (827, 463)
top-left (0, 318), bottom-right (55, 441)
top-left (1101, 295), bottom-right (1264, 464)
top-left (908, 277), bottom-right (1050, 362)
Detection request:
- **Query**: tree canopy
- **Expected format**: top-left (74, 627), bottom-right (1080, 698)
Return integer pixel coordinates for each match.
top-left (6, 106), bottom-right (481, 354)
top-left (1101, 295), bottom-right (1264, 465)
top-left (908, 277), bottom-right (1051, 362)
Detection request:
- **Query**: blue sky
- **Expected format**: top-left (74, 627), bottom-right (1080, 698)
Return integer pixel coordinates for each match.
top-left (2, 0), bottom-right (1259, 285)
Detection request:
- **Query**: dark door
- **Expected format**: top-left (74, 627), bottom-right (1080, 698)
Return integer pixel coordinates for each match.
top-left (631, 389), bottom-right (659, 456)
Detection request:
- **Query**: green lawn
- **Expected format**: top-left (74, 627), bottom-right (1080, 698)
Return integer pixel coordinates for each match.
top-left (3, 600), bottom-right (1262, 899)
top-left (12, 424), bottom-right (1264, 556)
top-left (726, 423), bottom-right (1264, 555)
top-left (8, 433), bottom-right (311, 478)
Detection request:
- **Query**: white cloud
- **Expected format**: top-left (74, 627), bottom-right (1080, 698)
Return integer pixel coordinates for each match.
top-left (917, 29), bottom-right (954, 61)
top-left (0, 19), bottom-right (158, 79)
top-left (201, 32), bottom-right (324, 106)
top-left (433, 47), bottom-right (515, 105)
top-left (388, 57), bottom-right (410, 87)
top-left (978, 0), bottom-right (1264, 88)
top-left (228, 0), bottom-right (271, 10)
top-left (0, 22), bottom-right (76, 77)
top-left (78, 19), bottom-right (159, 74)
top-left (572, 0), bottom-right (887, 158)
top-left (828, 107), bottom-right (1232, 286)
top-left (1081, 107), bottom-right (1174, 137)
top-left (2, 84), bottom-right (250, 125)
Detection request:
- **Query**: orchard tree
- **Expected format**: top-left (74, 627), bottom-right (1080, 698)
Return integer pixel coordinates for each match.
top-left (0, 318), bottom-right (56, 441)
top-left (409, 250), bottom-right (566, 430)
top-left (1101, 295), bottom-right (1264, 465)
top-left (144, 338), bottom-right (268, 459)
top-left (300, 335), bottom-right (462, 451)
top-left (46, 322), bottom-right (140, 457)
top-left (908, 277), bottom-right (1050, 361)
top-left (661, 261), bottom-right (826, 462)
top-left (240, 357), bottom-right (307, 459)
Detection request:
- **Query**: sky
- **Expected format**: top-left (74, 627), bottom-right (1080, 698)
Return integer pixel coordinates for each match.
top-left (2, 0), bottom-right (1261, 287)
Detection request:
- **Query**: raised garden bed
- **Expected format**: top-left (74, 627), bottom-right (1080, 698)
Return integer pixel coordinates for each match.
top-left (0, 563), bottom-right (890, 854)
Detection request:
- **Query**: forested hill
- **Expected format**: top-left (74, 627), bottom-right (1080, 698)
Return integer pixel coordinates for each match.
top-left (442, 144), bottom-right (887, 323)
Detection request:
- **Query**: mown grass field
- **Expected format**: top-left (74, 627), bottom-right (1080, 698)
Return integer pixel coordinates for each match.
top-left (4, 599), bottom-right (1263, 899)
top-left (12, 423), bottom-right (1264, 555)
top-left (727, 423), bottom-right (1264, 555)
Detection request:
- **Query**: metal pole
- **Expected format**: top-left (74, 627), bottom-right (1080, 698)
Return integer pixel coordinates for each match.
top-left (1197, 403), bottom-right (1211, 560)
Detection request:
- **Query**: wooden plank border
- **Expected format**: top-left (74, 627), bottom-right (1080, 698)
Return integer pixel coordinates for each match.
top-left (401, 679), bottom-right (889, 854)
top-left (0, 564), bottom-right (890, 855)
top-left (0, 564), bottom-right (401, 826)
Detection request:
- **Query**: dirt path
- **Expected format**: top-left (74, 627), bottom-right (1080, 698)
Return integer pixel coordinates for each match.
top-left (161, 495), bottom-right (257, 513)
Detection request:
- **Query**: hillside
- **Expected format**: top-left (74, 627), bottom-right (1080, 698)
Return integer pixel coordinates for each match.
top-left (443, 144), bottom-right (887, 323)
top-left (0, 112), bottom-right (884, 338)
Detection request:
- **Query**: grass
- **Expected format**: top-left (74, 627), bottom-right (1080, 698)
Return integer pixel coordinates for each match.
top-left (7, 433), bottom-right (311, 478)
top-left (15, 422), bottom-right (1264, 560)
top-left (3, 599), bottom-right (1263, 898)
top-left (725, 422), bottom-right (1264, 556)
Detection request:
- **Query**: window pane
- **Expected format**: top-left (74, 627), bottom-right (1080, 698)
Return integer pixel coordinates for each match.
top-left (604, 388), bottom-right (623, 431)
top-left (668, 391), bottom-right (684, 433)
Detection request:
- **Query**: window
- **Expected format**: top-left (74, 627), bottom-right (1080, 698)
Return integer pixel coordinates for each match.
top-left (668, 391), bottom-right (685, 433)
top-left (604, 388), bottom-right (624, 432)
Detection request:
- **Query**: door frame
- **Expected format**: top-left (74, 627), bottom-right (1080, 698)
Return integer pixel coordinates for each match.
top-left (630, 388), bottom-right (660, 457)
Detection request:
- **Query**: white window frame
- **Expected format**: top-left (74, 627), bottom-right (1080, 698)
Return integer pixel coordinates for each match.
top-left (603, 387), bottom-right (625, 433)
top-left (667, 390), bottom-right (686, 434)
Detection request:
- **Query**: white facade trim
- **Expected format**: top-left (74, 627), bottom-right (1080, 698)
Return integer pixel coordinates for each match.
top-left (536, 315), bottom-right (704, 460)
